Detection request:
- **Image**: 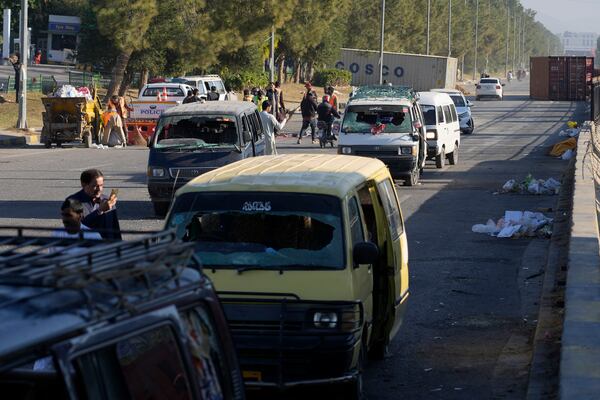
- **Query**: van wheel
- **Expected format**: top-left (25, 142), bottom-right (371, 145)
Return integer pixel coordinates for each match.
top-left (152, 201), bottom-right (169, 217)
top-left (404, 167), bottom-right (420, 186)
top-left (44, 140), bottom-right (52, 148)
top-left (448, 144), bottom-right (459, 165)
top-left (344, 341), bottom-right (366, 400)
top-left (435, 147), bottom-right (445, 168)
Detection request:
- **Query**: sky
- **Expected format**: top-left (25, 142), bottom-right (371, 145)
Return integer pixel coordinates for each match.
top-left (521, 0), bottom-right (600, 35)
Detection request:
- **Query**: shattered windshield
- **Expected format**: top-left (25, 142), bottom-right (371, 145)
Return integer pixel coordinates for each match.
top-left (167, 192), bottom-right (345, 270)
top-left (154, 114), bottom-right (239, 149)
top-left (342, 105), bottom-right (412, 134)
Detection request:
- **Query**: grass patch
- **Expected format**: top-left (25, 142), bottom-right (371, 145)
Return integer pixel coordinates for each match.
top-left (0, 92), bottom-right (45, 130)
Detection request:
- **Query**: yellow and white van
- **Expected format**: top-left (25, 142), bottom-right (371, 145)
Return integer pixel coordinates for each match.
top-left (165, 154), bottom-right (410, 397)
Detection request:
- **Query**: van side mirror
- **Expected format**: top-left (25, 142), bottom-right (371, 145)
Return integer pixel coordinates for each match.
top-left (242, 130), bottom-right (252, 143)
top-left (466, 100), bottom-right (473, 107)
top-left (353, 242), bottom-right (379, 267)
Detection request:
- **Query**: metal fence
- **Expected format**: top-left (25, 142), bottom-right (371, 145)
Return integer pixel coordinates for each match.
top-left (591, 77), bottom-right (600, 122)
top-left (0, 75), bottom-right (57, 94)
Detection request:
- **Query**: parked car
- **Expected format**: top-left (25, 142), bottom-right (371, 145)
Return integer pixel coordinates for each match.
top-left (418, 91), bottom-right (461, 168)
top-left (476, 77), bottom-right (505, 100)
top-left (337, 85), bottom-right (427, 186)
top-left (165, 154), bottom-right (410, 399)
top-left (138, 82), bottom-right (194, 103)
top-left (173, 75), bottom-right (231, 101)
top-left (147, 101), bottom-right (267, 216)
top-left (0, 229), bottom-right (245, 400)
top-left (431, 88), bottom-right (474, 134)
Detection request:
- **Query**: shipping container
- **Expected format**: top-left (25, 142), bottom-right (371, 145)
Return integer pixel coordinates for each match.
top-left (530, 56), bottom-right (593, 101)
top-left (335, 48), bottom-right (458, 91)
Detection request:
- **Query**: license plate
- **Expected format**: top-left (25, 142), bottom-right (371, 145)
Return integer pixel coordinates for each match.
top-left (242, 370), bottom-right (262, 381)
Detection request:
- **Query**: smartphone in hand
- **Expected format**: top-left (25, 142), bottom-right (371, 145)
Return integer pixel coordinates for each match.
top-left (109, 188), bottom-right (119, 199)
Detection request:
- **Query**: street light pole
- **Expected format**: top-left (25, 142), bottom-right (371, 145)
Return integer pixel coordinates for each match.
top-left (473, 0), bottom-right (479, 80)
top-left (512, 11), bottom-right (517, 72)
top-left (269, 25), bottom-right (275, 83)
top-left (379, 0), bottom-right (385, 85)
top-left (448, 0), bottom-right (452, 57)
top-left (17, 0), bottom-right (27, 129)
top-left (426, 0), bottom-right (431, 55)
top-left (505, 0), bottom-right (510, 77)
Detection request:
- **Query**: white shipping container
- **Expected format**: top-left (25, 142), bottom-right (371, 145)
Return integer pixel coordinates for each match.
top-left (335, 48), bottom-right (458, 91)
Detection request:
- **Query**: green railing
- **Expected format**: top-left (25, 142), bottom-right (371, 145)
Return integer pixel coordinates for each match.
top-left (1, 75), bottom-right (56, 94)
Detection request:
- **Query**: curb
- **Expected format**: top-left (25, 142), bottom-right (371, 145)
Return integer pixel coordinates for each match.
top-left (0, 133), bottom-right (40, 147)
top-left (559, 124), bottom-right (600, 399)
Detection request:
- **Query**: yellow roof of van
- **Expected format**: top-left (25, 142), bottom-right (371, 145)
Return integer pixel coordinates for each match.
top-left (177, 154), bottom-right (389, 198)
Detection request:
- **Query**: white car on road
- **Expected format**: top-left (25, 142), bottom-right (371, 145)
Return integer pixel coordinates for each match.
top-left (431, 88), bottom-right (474, 134)
top-left (476, 78), bottom-right (505, 101)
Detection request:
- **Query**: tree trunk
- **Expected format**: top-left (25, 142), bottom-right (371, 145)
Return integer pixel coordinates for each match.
top-left (118, 70), bottom-right (133, 97)
top-left (105, 49), bottom-right (132, 100)
top-left (140, 68), bottom-right (149, 87)
top-left (306, 61), bottom-right (315, 83)
top-left (277, 55), bottom-right (285, 83)
top-left (293, 60), bottom-right (301, 84)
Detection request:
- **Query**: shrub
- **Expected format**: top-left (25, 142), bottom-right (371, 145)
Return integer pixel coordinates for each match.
top-left (222, 70), bottom-right (269, 92)
top-left (312, 68), bottom-right (352, 87)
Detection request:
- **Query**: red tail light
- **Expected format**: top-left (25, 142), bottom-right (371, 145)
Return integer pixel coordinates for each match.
top-left (496, 85), bottom-right (501, 89)
top-left (477, 85), bottom-right (481, 89)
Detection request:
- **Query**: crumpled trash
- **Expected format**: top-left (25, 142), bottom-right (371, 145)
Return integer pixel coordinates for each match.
top-left (52, 85), bottom-right (93, 101)
top-left (549, 138), bottom-right (577, 157)
top-left (500, 174), bottom-right (560, 195)
top-left (90, 143), bottom-right (108, 149)
top-left (472, 210), bottom-right (553, 238)
top-left (561, 149), bottom-right (574, 160)
top-left (559, 128), bottom-right (580, 137)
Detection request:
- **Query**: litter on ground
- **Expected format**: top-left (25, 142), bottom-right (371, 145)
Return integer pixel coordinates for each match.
top-left (500, 174), bottom-right (561, 195)
top-left (549, 137), bottom-right (576, 157)
top-left (558, 128), bottom-right (580, 137)
top-left (472, 211), bottom-right (553, 238)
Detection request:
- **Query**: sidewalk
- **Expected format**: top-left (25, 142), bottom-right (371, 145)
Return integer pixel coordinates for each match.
top-left (0, 129), bottom-right (41, 147)
top-left (560, 123), bottom-right (600, 399)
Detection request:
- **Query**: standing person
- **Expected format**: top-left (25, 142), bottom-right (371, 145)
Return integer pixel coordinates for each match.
top-left (110, 95), bottom-right (132, 136)
top-left (253, 89), bottom-right (266, 111)
top-left (34, 50), bottom-right (42, 65)
top-left (507, 70), bottom-right (513, 83)
top-left (102, 104), bottom-right (127, 147)
top-left (260, 100), bottom-right (288, 155)
top-left (182, 89), bottom-right (194, 104)
top-left (326, 85), bottom-right (339, 111)
top-left (4, 53), bottom-right (21, 103)
top-left (207, 86), bottom-right (220, 101)
top-left (67, 169), bottom-right (122, 240)
top-left (52, 198), bottom-right (103, 240)
top-left (298, 87), bottom-right (318, 144)
top-left (317, 95), bottom-right (341, 141)
top-left (184, 88), bottom-right (202, 104)
top-left (275, 81), bottom-right (286, 121)
top-left (243, 89), bottom-right (253, 102)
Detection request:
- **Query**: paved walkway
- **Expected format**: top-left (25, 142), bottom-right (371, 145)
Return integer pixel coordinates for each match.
top-left (560, 123), bottom-right (600, 399)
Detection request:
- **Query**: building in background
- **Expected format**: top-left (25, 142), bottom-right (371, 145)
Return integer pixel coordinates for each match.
top-left (42, 15), bottom-right (81, 65)
top-left (559, 32), bottom-right (597, 58)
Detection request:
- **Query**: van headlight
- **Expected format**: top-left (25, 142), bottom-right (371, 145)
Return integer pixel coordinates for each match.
top-left (341, 147), bottom-right (352, 155)
top-left (148, 167), bottom-right (166, 177)
top-left (313, 311), bottom-right (338, 328)
top-left (399, 147), bottom-right (414, 155)
top-left (426, 131), bottom-right (437, 140)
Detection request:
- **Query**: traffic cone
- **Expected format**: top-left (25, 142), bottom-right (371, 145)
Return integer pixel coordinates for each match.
top-left (162, 87), bottom-right (168, 101)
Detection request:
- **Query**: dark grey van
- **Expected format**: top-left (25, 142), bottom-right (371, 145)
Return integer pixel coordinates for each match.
top-left (147, 101), bottom-right (266, 216)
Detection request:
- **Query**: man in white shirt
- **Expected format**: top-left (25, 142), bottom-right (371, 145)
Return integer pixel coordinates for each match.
top-left (260, 100), bottom-right (288, 155)
top-left (52, 198), bottom-right (102, 241)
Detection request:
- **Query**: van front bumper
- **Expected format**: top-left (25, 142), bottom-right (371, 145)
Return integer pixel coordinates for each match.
top-left (147, 179), bottom-right (188, 203)
top-left (220, 296), bottom-right (364, 388)
top-left (338, 145), bottom-right (417, 177)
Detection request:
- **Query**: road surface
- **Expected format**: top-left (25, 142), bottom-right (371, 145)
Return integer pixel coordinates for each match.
top-left (0, 78), bottom-right (585, 399)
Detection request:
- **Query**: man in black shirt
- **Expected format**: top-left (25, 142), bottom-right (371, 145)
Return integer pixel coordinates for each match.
top-left (66, 169), bottom-right (122, 240)
top-left (207, 86), bottom-right (220, 101)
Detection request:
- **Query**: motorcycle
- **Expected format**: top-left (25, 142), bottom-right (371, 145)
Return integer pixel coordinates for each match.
top-left (317, 120), bottom-right (337, 148)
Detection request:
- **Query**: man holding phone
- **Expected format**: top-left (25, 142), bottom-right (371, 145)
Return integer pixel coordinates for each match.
top-left (66, 169), bottom-right (122, 240)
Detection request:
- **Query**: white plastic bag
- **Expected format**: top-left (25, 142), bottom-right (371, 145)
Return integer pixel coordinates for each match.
top-left (561, 149), bottom-right (574, 160)
top-left (472, 219), bottom-right (500, 234)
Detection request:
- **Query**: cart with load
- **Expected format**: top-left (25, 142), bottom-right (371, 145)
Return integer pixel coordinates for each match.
top-left (41, 86), bottom-right (104, 148)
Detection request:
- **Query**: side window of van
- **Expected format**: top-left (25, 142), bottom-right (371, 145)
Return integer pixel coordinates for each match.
top-left (377, 179), bottom-right (404, 239)
top-left (443, 106), bottom-right (452, 124)
top-left (242, 115), bottom-right (253, 143)
top-left (252, 111), bottom-right (264, 139)
top-left (437, 106), bottom-right (444, 123)
top-left (348, 196), bottom-right (365, 245)
top-left (450, 105), bottom-right (458, 122)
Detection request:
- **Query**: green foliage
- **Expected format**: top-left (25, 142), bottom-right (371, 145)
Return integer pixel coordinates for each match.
top-left (312, 68), bottom-right (352, 87)
top-left (222, 70), bottom-right (269, 91)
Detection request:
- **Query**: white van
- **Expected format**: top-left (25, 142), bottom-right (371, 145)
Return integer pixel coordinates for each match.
top-left (174, 75), bottom-right (231, 101)
top-left (418, 92), bottom-right (460, 168)
top-left (137, 82), bottom-right (193, 103)
top-left (338, 85), bottom-right (427, 186)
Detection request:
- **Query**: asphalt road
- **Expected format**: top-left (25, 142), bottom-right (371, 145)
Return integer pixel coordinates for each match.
top-left (0, 78), bottom-right (586, 399)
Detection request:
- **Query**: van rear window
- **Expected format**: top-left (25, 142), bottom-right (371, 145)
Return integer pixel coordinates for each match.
top-left (143, 87), bottom-right (185, 97)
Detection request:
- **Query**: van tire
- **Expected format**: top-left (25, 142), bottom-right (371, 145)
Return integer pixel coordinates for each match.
top-left (152, 201), bottom-right (169, 217)
top-left (448, 144), bottom-right (459, 165)
top-left (344, 341), bottom-right (366, 400)
top-left (435, 147), bottom-right (445, 169)
top-left (404, 167), bottom-right (420, 186)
